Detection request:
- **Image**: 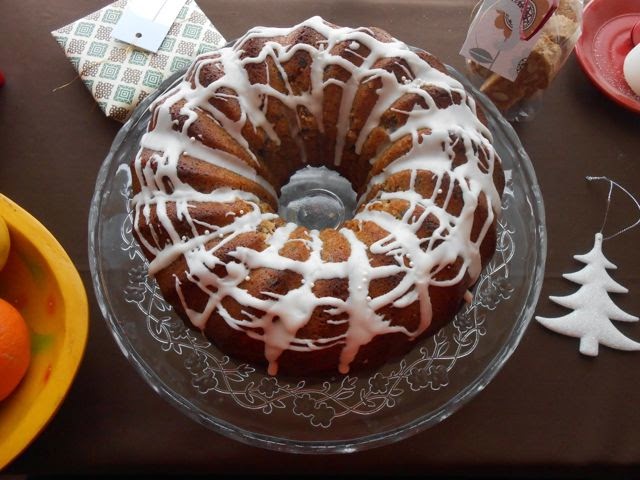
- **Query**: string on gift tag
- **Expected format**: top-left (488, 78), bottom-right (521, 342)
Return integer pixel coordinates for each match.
top-left (52, 44), bottom-right (135, 93)
top-left (586, 176), bottom-right (640, 241)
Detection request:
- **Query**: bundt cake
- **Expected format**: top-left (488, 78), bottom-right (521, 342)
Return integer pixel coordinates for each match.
top-left (130, 16), bottom-right (505, 376)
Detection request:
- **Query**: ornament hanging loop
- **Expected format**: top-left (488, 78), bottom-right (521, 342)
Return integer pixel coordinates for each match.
top-left (586, 176), bottom-right (640, 241)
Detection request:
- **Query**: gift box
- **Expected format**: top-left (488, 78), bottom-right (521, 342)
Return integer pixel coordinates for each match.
top-left (51, 0), bottom-right (226, 122)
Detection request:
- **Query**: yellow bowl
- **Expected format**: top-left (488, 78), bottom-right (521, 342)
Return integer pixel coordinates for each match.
top-left (0, 194), bottom-right (88, 470)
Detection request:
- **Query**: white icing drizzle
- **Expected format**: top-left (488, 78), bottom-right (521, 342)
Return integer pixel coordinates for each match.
top-left (131, 16), bottom-right (502, 375)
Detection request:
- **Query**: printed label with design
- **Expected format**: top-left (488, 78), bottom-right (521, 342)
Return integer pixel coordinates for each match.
top-left (460, 0), bottom-right (557, 81)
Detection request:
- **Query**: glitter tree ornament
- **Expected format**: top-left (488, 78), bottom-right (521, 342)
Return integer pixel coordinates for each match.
top-left (536, 233), bottom-right (640, 355)
top-left (536, 177), bottom-right (640, 356)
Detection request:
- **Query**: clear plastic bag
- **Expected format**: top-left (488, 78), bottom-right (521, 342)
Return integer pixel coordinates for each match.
top-left (466, 0), bottom-right (583, 121)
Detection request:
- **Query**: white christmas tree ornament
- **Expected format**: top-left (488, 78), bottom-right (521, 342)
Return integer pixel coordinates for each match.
top-left (536, 176), bottom-right (640, 356)
top-left (536, 233), bottom-right (640, 356)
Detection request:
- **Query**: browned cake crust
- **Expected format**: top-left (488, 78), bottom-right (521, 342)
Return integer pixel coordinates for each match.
top-left (131, 17), bottom-right (504, 376)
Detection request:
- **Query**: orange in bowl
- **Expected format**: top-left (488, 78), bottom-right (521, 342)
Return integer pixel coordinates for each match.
top-left (0, 194), bottom-right (88, 469)
top-left (0, 299), bottom-right (31, 401)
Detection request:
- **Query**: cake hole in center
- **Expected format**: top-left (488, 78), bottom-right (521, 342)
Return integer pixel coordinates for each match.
top-left (279, 166), bottom-right (357, 230)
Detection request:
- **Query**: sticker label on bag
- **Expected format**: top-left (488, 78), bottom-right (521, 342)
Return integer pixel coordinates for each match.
top-left (112, 0), bottom-right (188, 53)
top-left (460, 0), bottom-right (558, 81)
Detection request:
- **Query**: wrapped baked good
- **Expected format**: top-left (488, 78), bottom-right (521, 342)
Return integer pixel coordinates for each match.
top-left (465, 0), bottom-right (583, 120)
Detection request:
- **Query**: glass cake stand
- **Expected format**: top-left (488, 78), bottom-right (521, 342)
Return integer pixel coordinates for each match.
top-left (89, 59), bottom-right (547, 454)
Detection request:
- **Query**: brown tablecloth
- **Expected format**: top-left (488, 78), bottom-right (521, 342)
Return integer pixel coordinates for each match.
top-left (2, 0), bottom-right (640, 475)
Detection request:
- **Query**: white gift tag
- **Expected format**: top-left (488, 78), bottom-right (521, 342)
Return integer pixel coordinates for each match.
top-left (112, 0), bottom-right (188, 53)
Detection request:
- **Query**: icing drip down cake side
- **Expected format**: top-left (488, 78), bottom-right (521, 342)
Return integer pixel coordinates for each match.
top-left (130, 17), bottom-right (505, 376)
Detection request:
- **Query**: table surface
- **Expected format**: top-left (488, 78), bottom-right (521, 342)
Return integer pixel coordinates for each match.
top-left (2, 0), bottom-right (640, 475)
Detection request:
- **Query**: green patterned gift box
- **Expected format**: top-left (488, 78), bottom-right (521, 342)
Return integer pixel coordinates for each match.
top-left (51, 0), bottom-right (226, 122)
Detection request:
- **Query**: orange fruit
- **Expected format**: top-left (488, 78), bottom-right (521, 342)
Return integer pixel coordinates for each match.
top-left (0, 298), bottom-right (31, 401)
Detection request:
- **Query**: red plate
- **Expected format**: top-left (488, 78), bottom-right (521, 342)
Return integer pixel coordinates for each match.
top-left (575, 0), bottom-right (640, 114)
